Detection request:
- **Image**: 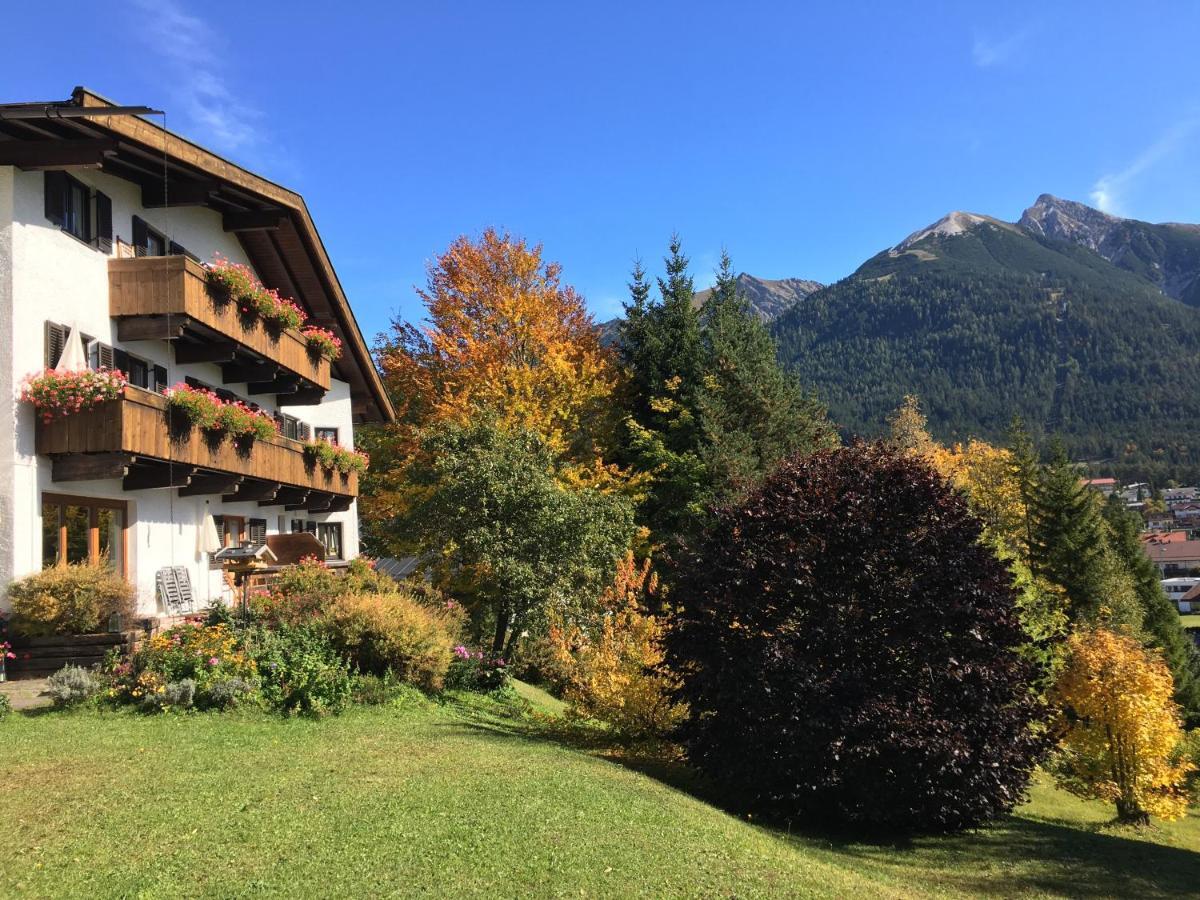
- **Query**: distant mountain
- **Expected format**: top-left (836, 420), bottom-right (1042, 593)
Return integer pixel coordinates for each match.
top-left (1019, 194), bottom-right (1200, 305)
top-left (769, 197), bottom-right (1200, 484)
top-left (596, 272), bottom-right (823, 347)
top-left (692, 273), bottom-right (824, 321)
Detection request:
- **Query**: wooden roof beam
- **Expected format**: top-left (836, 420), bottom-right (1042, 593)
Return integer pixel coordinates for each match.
top-left (224, 209), bottom-right (288, 232)
top-left (0, 137), bottom-right (118, 170)
top-left (142, 180), bottom-right (217, 209)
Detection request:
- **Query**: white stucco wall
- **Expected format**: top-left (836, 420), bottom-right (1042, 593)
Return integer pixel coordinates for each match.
top-left (2, 166), bottom-right (363, 614)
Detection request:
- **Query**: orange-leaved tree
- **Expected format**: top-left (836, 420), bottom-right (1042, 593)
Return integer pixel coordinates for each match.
top-left (379, 228), bottom-right (621, 478)
top-left (362, 229), bottom-right (631, 555)
top-left (548, 550), bottom-right (686, 742)
top-left (1053, 627), bottom-right (1194, 824)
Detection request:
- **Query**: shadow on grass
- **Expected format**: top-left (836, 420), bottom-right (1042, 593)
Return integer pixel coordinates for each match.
top-left (438, 690), bottom-right (1199, 898)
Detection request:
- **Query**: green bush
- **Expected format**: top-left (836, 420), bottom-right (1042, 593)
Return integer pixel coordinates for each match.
top-left (318, 591), bottom-right (458, 691)
top-left (46, 665), bottom-right (103, 707)
top-left (7, 564), bottom-right (135, 636)
top-left (247, 624), bottom-right (352, 716)
top-left (0, 692), bottom-right (11, 719)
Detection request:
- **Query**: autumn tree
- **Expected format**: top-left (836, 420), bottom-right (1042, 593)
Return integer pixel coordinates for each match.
top-left (372, 227), bottom-right (622, 479)
top-left (887, 394), bottom-right (936, 457)
top-left (548, 550), bottom-right (686, 741)
top-left (1053, 627), bottom-right (1195, 824)
top-left (363, 229), bottom-right (628, 557)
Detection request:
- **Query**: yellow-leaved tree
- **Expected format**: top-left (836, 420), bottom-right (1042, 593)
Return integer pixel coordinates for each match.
top-left (363, 229), bottom-right (632, 556)
top-left (548, 551), bottom-right (686, 743)
top-left (1053, 627), bottom-right (1195, 824)
top-left (378, 228), bottom-right (621, 478)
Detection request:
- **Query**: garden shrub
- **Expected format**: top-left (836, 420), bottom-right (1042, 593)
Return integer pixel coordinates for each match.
top-left (111, 623), bottom-right (259, 710)
top-left (206, 676), bottom-right (256, 709)
top-left (8, 564), bottom-right (136, 636)
top-left (253, 556), bottom-right (401, 625)
top-left (247, 624), bottom-right (352, 716)
top-left (445, 645), bottom-right (510, 692)
top-left (162, 679), bottom-right (197, 710)
top-left (549, 551), bottom-right (686, 742)
top-left (318, 591), bottom-right (458, 691)
top-left (0, 692), bottom-right (10, 719)
top-left (46, 664), bottom-right (103, 707)
top-left (666, 442), bottom-right (1048, 833)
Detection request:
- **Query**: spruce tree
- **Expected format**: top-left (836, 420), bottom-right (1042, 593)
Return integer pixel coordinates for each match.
top-left (1027, 441), bottom-right (1115, 621)
top-left (1103, 495), bottom-right (1200, 726)
top-left (697, 251), bottom-right (834, 505)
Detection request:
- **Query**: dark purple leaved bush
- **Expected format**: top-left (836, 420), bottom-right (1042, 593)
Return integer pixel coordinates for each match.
top-left (665, 442), bottom-right (1048, 833)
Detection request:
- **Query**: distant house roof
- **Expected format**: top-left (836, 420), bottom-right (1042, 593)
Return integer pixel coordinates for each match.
top-left (1182, 584), bottom-right (1200, 602)
top-left (1145, 540), bottom-right (1200, 562)
top-left (375, 557), bottom-right (422, 579)
top-left (1143, 531), bottom-right (1190, 545)
top-left (1084, 478), bottom-right (1117, 486)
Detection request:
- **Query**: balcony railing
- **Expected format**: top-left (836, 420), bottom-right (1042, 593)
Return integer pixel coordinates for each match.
top-left (36, 387), bottom-right (356, 511)
top-left (109, 256), bottom-right (331, 398)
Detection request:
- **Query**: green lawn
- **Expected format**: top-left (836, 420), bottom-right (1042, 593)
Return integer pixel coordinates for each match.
top-left (1179, 614), bottom-right (1200, 629)
top-left (0, 686), bottom-right (1196, 898)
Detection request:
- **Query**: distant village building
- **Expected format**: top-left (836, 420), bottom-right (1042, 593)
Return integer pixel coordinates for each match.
top-left (1082, 477), bottom-right (1117, 496)
top-left (1161, 577), bottom-right (1200, 613)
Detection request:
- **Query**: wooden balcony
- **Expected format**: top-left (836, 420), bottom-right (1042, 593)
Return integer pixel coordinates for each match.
top-left (36, 387), bottom-right (356, 511)
top-left (109, 256), bottom-right (330, 401)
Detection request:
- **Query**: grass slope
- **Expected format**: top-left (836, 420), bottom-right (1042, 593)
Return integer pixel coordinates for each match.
top-left (1, 689), bottom-right (1196, 898)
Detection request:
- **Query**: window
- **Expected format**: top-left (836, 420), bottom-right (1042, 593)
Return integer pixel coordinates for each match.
top-left (317, 523), bottom-right (343, 560)
top-left (213, 515), bottom-right (245, 548)
top-left (280, 415), bottom-right (311, 441)
top-left (314, 427), bottom-right (339, 445)
top-left (44, 172), bottom-right (110, 249)
top-left (132, 216), bottom-right (168, 257)
top-left (248, 518), bottom-right (267, 546)
top-left (41, 494), bottom-right (127, 575)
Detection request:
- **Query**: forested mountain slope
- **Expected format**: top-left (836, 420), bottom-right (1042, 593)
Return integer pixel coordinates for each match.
top-left (771, 213), bottom-right (1200, 483)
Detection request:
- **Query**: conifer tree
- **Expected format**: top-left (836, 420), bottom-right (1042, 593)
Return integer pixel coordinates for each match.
top-left (697, 251), bottom-right (834, 505)
top-left (1103, 495), bottom-right (1200, 726)
top-left (1026, 441), bottom-right (1113, 620)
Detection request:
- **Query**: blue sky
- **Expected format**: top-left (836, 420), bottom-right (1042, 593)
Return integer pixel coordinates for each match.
top-left (3, 2), bottom-right (1199, 340)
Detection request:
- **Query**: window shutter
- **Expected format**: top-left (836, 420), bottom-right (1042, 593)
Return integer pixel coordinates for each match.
top-left (43, 172), bottom-right (67, 226)
top-left (112, 348), bottom-right (130, 375)
top-left (248, 518), bottom-right (267, 545)
top-left (96, 343), bottom-right (115, 371)
top-left (132, 216), bottom-right (148, 256)
top-left (153, 365), bottom-right (169, 393)
top-left (305, 521), bottom-right (317, 535)
top-left (44, 321), bottom-right (65, 369)
top-left (290, 519), bottom-right (304, 533)
top-left (94, 191), bottom-right (113, 253)
top-left (168, 240), bottom-right (198, 262)
top-left (298, 422), bottom-right (312, 441)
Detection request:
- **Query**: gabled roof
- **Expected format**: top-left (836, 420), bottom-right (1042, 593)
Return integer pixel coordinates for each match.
top-left (1145, 540), bottom-right (1200, 561)
top-left (0, 87), bottom-right (394, 423)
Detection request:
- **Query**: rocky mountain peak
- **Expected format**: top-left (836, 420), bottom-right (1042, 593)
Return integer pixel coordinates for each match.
top-left (1018, 195), bottom-right (1121, 250)
top-left (892, 211), bottom-right (1015, 255)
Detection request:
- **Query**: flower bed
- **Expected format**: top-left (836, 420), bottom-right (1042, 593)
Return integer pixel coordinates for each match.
top-left (303, 440), bottom-right (369, 475)
top-left (301, 326), bottom-right (343, 361)
top-left (20, 368), bottom-right (127, 422)
top-left (206, 254), bottom-right (307, 332)
top-left (166, 383), bottom-right (279, 441)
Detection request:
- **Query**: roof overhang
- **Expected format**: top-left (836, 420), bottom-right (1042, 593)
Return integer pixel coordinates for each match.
top-left (0, 86), bottom-right (395, 424)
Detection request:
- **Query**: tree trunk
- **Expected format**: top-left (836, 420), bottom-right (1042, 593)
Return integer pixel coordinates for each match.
top-left (1115, 798), bottom-right (1150, 827)
top-left (491, 607), bottom-right (510, 655)
top-left (502, 617), bottom-right (523, 663)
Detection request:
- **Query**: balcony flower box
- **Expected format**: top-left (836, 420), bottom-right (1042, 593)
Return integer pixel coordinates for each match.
top-left (20, 368), bottom-right (128, 423)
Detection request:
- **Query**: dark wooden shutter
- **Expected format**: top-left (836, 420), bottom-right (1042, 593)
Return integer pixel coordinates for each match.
top-left (153, 365), bottom-right (169, 393)
top-left (248, 518), bottom-right (267, 546)
top-left (43, 172), bottom-right (67, 226)
top-left (96, 343), bottom-right (115, 371)
top-left (44, 321), bottom-right (65, 368)
top-left (290, 519), bottom-right (304, 533)
top-left (94, 191), bottom-right (113, 253)
top-left (112, 348), bottom-right (130, 376)
top-left (132, 216), bottom-right (148, 256)
top-left (298, 422), bottom-right (311, 441)
top-left (305, 520), bottom-right (317, 535)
